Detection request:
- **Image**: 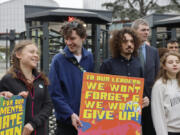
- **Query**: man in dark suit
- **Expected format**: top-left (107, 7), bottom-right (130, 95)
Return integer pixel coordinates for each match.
top-left (132, 19), bottom-right (160, 135)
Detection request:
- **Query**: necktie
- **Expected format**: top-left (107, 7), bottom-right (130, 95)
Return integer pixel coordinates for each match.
top-left (139, 47), bottom-right (145, 69)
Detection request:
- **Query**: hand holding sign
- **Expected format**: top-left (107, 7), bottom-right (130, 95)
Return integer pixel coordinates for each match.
top-left (22, 123), bottom-right (34, 135)
top-left (0, 91), bottom-right (13, 98)
top-left (142, 96), bottom-right (149, 108)
top-left (18, 91), bottom-right (29, 98)
top-left (71, 113), bottom-right (83, 130)
top-left (0, 91), bottom-right (29, 99)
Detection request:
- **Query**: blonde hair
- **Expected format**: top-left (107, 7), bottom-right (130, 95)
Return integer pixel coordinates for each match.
top-left (131, 18), bottom-right (149, 30)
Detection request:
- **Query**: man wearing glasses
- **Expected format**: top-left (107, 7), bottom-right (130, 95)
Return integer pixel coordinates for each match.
top-left (48, 19), bottom-right (94, 135)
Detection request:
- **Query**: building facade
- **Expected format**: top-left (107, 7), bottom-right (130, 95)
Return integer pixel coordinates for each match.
top-left (0, 0), bottom-right (59, 33)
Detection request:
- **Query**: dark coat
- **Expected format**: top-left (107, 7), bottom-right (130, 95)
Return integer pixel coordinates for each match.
top-left (0, 72), bottom-right (53, 135)
top-left (143, 45), bottom-right (160, 98)
top-left (100, 55), bottom-right (144, 78)
top-left (141, 45), bottom-right (160, 135)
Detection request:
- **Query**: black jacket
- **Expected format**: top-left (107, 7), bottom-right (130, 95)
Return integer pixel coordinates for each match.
top-left (143, 45), bottom-right (159, 99)
top-left (100, 55), bottom-right (144, 78)
top-left (100, 55), bottom-right (148, 96)
top-left (0, 72), bottom-right (53, 135)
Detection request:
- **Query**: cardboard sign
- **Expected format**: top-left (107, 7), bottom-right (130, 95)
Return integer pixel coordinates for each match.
top-left (79, 72), bottom-right (144, 135)
top-left (0, 95), bottom-right (26, 135)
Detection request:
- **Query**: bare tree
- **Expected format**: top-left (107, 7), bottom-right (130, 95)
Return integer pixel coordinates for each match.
top-left (171, 0), bottom-right (180, 8)
top-left (102, 0), bottom-right (180, 20)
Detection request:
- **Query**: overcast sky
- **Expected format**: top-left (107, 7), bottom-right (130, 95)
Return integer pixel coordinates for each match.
top-left (0, 0), bottom-right (170, 8)
top-left (56, 0), bottom-right (83, 8)
top-left (0, 0), bottom-right (83, 8)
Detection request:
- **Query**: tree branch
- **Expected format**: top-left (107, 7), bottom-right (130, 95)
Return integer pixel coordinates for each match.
top-left (127, 0), bottom-right (135, 8)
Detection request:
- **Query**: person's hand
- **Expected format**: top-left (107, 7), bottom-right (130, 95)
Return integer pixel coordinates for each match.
top-left (18, 91), bottom-right (29, 98)
top-left (71, 113), bottom-right (83, 130)
top-left (22, 123), bottom-right (34, 135)
top-left (142, 96), bottom-right (149, 108)
top-left (0, 91), bottom-right (13, 98)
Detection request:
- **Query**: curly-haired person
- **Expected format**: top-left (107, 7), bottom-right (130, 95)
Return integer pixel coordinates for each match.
top-left (48, 19), bottom-right (94, 135)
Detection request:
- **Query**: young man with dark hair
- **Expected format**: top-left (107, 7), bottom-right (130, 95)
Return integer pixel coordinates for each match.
top-left (48, 19), bottom-right (94, 135)
top-left (100, 27), bottom-right (149, 108)
top-left (167, 39), bottom-right (179, 52)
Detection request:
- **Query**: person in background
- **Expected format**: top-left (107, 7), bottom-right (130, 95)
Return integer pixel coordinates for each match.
top-left (158, 47), bottom-right (169, 59)
top-left (48, 19), bottom-right (94, 135)
top-left (132, 18), bottom-right (160, 135)
top-left (167, 39), bottom-right (179, 52)
top-left (0, 40), bottom-right (53, 135)
top-left (100, 27), bottom-right (149, 108)
top-left (152, 51), bottom-right (180, 135)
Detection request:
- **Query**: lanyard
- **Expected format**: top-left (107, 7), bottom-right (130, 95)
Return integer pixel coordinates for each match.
top-left (61, 51), bottom-right (86, 72)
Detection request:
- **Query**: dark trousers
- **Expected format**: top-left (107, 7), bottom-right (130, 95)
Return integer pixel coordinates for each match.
top-left (142, 105), bottom-right (156, 135)
top-left (56, 122), bottom-right (77, 135)
top-left (168, 133), bottom-right (180, 135)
